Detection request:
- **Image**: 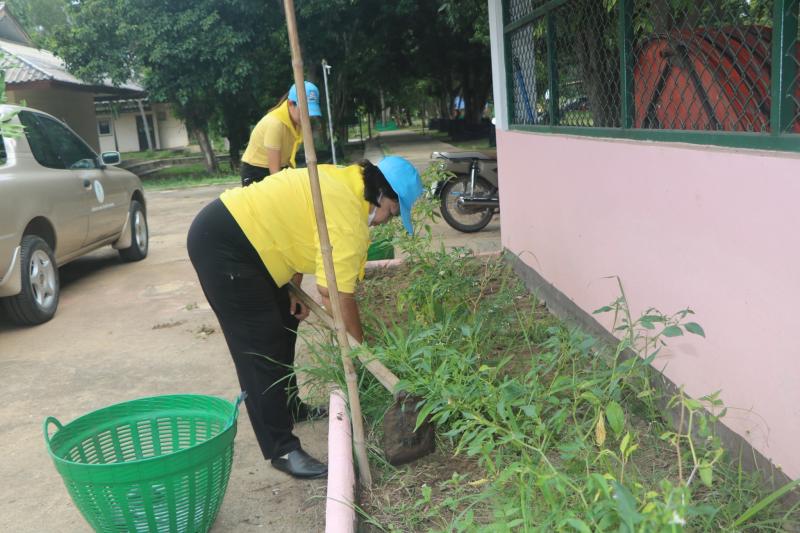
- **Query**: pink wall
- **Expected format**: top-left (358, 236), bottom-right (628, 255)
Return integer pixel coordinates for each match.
top-left (498, 129), bottom-right (800, 479)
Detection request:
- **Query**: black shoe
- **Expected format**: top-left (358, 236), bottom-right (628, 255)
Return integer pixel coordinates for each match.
top-left (291, 402), bottom-right (328, 423)
top-left (271, 449), bottom-right (327, 479)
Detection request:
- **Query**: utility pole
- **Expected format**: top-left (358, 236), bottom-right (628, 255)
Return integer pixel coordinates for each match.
top-left (322, 59), bottom-right (336, 164)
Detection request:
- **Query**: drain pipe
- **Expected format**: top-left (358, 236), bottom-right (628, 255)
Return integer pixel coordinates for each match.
top-left (325, 389), bottom-right (355, 532)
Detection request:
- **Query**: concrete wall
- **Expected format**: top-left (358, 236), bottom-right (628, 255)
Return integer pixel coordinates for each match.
top-left (486, 0), bottom-right (800, 481)
top-left (6, 87), bottom-right (100, 151)
top-left (153, 103), bottom-right (189, 149)
top-left (496, 129), bottom-right (800, 479)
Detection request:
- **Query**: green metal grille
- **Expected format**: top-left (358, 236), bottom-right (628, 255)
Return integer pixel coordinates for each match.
top-left (503, 0), bottom-right (800, 151)
top-left (785, 13), bottom-right (800, 132)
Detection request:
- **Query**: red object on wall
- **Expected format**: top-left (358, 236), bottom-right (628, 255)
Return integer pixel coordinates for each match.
top-left (634, 26), bottom-right (800, 133)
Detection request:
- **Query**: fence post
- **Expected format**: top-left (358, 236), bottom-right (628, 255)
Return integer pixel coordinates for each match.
top-left (618, 0), bottom-right (634, 129)
top-left (770, 0), bottom-right (799, 134)
top-left (546, 13), bottom-right (559, 126)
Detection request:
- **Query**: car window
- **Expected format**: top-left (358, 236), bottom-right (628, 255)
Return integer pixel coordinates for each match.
top-left (18, 111), bottom-right (62, 169)
top-left (0, 136), bottom-right (6, 165)
top-left (34, 113), bottom-right (98, 170)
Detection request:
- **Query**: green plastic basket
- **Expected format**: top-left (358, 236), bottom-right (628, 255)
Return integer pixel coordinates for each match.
top-left (44, 394), bottom-right (242, 533)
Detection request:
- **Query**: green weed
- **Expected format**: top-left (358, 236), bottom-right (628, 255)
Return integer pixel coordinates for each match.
top-left (296, 187), bottom-right (799, 532)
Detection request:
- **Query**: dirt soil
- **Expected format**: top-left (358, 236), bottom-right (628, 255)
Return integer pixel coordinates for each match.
top-left (0, 176), bottom-right (501, 532)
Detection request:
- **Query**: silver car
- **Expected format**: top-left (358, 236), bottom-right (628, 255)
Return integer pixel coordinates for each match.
top-left (0, 105), bottom-right (148, 325)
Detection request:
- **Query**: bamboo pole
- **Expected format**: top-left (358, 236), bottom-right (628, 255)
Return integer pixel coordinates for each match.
top-left (282, 0), bottom-right (372, 488)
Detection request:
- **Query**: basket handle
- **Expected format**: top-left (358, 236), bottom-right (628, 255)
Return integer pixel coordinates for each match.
top-left (226, 392), bottom-right (246, 429)
top-left (43, 416), bottom-right (64, 445)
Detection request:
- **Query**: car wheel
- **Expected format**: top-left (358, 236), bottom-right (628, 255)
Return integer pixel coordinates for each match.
top-left (1, 235), bottom-right (59, 325)
top-left (118, 200), bottom-right (149, 262)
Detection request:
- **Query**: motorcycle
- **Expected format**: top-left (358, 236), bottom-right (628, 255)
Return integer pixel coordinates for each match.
top-left (430, 151), bottom-right (499, 233)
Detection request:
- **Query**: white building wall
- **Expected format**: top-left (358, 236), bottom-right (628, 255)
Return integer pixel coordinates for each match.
top-left (111, 114), bottom-right (141, 153)
top-left (153, 103), bottom-right (189, 149)
top-left (98, 104), bottom-right (189, 154)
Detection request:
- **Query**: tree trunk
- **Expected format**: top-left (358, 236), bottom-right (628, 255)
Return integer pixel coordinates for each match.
top-left (191, 126), bottom-right (219, 173)
top-left (228, 137), bottom-right (242, 172)
top-left (379, 89), bottom-right (386, 124)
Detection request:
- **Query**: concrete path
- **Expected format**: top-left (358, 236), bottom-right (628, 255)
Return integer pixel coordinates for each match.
top-left (0, 183), bottom-right (328, 533)
top-left (366, 129), bottom-right (502, 254)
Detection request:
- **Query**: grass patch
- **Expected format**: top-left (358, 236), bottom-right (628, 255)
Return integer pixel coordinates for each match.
top-left (142, 163), bottom-right (237, 190)
top-left (297, 186), bottom-right (800, 532)
top-left (120, 148), bottom-right (193, 161)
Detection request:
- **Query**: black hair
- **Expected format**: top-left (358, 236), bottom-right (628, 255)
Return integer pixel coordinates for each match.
top-left (266, 92), bottom-right (290, 114)
top-left (360, 159), bottom-right (398, 207)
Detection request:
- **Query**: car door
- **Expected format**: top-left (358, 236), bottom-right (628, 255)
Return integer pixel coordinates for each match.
top-left (14, 111), bottom-right (89, 257)
top-left (34, 113), bottom-right (129, 245)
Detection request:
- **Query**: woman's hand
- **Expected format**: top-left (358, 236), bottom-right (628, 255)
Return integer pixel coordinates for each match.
top-left (289, 293), bottom-right (310, 321)
top-left (289, 273), bottom-right (310, 321)
top-left (317, 285), bottom-right (364, 343)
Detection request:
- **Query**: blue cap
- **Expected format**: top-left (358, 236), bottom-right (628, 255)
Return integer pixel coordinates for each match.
top-left (288, 81), bottom-right (322, 117)
top-left (377, 156), bottom-right (424, 235)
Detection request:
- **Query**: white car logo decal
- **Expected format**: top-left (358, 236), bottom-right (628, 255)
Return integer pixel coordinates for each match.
top-left (93, 180), bottom-right (105, 203)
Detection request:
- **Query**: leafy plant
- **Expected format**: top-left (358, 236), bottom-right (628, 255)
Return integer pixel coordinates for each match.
top-left (298, 242), bottom-right (799, 532)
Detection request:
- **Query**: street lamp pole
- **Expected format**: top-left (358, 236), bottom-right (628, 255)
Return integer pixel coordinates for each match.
top-left (321, 59), bottom-right (336, 164)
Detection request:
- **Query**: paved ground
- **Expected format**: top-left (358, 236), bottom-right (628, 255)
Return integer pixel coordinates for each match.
top-left (366, 130), bottom-right (501, 252)
top-left (0, 130), bottom-right (500, 532)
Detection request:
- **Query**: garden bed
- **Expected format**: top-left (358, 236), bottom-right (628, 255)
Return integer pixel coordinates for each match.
top-left (300, 212), bottom-right (800, 532)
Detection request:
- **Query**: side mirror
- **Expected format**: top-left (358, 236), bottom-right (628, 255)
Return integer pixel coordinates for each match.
top-left (101, 151), bottom-right (121, 166)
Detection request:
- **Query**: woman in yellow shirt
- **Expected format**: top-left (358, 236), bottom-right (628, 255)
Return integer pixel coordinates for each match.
top-left (187, 156), bottom-right (423, 479)
top-left (239, 80), bottom-right (322, 186)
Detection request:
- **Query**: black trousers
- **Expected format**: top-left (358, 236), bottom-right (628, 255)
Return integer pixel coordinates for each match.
top-left (187, 198), bottom-right (300, 459)
top-left (239, 162), bottom-right (270, 187)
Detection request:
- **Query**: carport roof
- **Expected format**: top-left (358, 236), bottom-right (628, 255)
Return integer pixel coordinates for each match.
top-left (0, 37), bottom-right (146, 99)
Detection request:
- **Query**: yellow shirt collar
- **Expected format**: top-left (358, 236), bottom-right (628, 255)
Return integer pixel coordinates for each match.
top-left (272, 100), bottom-right (302, 167)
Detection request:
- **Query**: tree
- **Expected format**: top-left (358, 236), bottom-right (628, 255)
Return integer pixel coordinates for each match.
top-left (3, 0), bottom-right (70, 48)
top-left (52, 0), bottom-right (290, 172)
top-left (51, 0), bottom-right (498, 165)
top-left (437, 0), bottom-right (493, 124)
top-left (290, 0), bottom-right (494, 144)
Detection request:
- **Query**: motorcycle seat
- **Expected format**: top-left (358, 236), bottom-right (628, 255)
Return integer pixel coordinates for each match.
top-left (434, 151), bottom-right (496, 161)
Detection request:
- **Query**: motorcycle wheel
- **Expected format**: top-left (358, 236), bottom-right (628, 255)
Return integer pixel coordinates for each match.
top-left (439, 175), bottom-right (495, 233)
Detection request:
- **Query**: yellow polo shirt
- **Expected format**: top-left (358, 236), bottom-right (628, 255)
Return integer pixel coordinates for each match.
top-left (241, 100), bottom-right (302, 169)
top-left (220, 164), bottom-right (371, 293)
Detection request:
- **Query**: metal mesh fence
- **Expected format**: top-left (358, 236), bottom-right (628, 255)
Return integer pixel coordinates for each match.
top-left (633, 0), bottom-right (774, 132)
top-left (507, 1), bottom-right (622, 128)
top-left (509, 19), bottom-right (546, 125)
top-left (507, 0), bottom-right (547, 24)
top-left (504, 0), bottom-right (799, 136)
top-left (553, 2), bottom-right (621, 127)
